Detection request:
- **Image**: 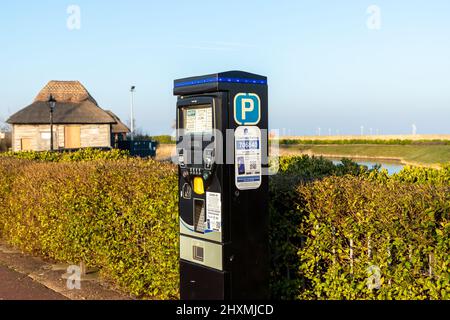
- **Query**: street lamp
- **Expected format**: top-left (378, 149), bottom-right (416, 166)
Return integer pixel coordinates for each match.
top-left (48, 95), bottom-right (56, 151)
top-left (130, 86), bottom-right (136, 141)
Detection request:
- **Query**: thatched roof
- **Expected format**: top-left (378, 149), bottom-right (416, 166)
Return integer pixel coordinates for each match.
top-left (34, 81), bottom-right (98, 104)
top-left (105, 111), bottom-right (130, 134)
top-left (7, 81), bottom-right (116, 125)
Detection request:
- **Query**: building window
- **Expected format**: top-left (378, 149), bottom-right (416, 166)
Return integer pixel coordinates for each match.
top-left (41, 132), bottom-right (51, 140)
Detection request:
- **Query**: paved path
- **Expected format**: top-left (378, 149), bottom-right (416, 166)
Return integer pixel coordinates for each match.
top-left (0, 242), bottom-right (130, 300)
top-left (0, 264), bottom-right (66, 300)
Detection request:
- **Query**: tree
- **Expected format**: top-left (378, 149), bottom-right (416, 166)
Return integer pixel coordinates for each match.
top-left (0, 116), bottom-right (12, 152)
top-left (0, 116), bottom-right (11, 133)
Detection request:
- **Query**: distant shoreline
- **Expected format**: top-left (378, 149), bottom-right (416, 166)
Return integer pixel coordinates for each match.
top-left (278, 145), bottom-right (446, 169)
top-left (281, 149), bottom-right (440, 169)
top-left (156, 142), bottom-right (448, 169)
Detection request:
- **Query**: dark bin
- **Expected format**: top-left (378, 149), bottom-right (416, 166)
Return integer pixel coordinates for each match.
top-left (117, 140), bottom-right (157, 158)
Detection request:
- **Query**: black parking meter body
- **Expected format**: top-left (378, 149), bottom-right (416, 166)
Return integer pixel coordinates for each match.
top-left (174, 71), bottom-right (269, 300)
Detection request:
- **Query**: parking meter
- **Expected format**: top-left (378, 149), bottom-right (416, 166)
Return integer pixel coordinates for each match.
top-left (174, 71), bottom-right (269, 300)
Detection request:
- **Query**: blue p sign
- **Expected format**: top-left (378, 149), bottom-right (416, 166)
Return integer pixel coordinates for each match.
top-left (234, 93), bottom-right (261, 125)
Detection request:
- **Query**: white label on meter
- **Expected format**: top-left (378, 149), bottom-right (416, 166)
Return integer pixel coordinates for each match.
top-left (235, 126), bottom-right (262, 190)
top-left (185, 108), bottom-right (213, 134)
top-left (206, 192), bottom-right (222, 233)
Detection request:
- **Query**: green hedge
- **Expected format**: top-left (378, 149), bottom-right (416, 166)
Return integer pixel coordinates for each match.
top-left (0, 148), bottom-right (131, 162)
top-left (269, 156), bottom-right (450, 300)
top-left (150, 135), bottom-right (176, 145)
top-left (133, 135), bottom-right (176, 145)
top-left (279, 139), bottom-right (450, 146)
top-left (298, 177), bottom-right (449, 299)
top-left (0, 153), bottom-right (448, 300)
top-left (0, 157), bottom-right (179, 299)
top-left (389, 165), bottom-right (450, 184)
top-left (269, 156), bottom-right (372, 298)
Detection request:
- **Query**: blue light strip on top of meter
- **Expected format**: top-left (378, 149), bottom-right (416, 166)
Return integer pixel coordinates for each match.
top-left (175, 77), bottom-right (267, 88)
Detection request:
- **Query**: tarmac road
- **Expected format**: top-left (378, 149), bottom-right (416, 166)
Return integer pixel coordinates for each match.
top-left (0, 264), bottom-right (66, 300)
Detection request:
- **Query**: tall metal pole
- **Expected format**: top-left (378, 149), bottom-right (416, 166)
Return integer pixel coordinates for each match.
top-left (50, 108), bottom-right (54, 151)
top-left (48, 95), bottom-right (56, 152)
top-left (130, 86), bottom-right (135, 141)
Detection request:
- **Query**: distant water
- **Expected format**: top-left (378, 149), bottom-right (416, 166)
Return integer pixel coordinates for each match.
top-left (329, 158), bottom-right (405, 175)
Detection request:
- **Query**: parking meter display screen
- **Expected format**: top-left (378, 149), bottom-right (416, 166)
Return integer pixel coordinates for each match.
top-left (183, 105), bottom-right (213, 134)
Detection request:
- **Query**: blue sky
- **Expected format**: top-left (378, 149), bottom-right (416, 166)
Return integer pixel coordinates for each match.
top-left (1, 0), bottom-right (449, 135)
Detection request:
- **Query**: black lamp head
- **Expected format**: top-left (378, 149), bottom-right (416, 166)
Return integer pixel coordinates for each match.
top-left (48, 94), bottom-right (56, 109)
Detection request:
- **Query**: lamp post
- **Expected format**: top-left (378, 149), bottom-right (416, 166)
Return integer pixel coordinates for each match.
top-left (130, 86), bottom-right (136, 141)
top-left (48, 95), bottom-right (56, 151)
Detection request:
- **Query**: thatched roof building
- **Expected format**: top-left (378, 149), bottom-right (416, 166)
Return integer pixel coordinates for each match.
top-left (7, 81), bottom-right (129, 152)
top-left (7, 81), bottom-right (115, 125)
top-left (105, 110), bottom-right (130, 135)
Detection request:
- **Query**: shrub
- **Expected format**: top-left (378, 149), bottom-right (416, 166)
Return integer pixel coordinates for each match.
top-left (0, 154), bottom-right (448, 300)
top-left (269, 156), bottom-right (370, 299)
top-left (149, 135), bottom-right (176, 145)
top-left (0, 158), bottom-right (179, 299)
top-left (0, 148), bottom-right (131, 162)
top-left (297, 176), bottom-right (449, 300)
top-left (391, 164), bottom-right (450, 184)
top-left (269, 156), bottom-right (450, 300)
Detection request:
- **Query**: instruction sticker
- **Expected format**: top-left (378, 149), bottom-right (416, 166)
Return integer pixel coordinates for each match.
top-left (184, 107), bottom-right (213, 134)
top-left (235, 126), bottom-right (262, 190)
top-left (206, 192), bottom-right (222, 233)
